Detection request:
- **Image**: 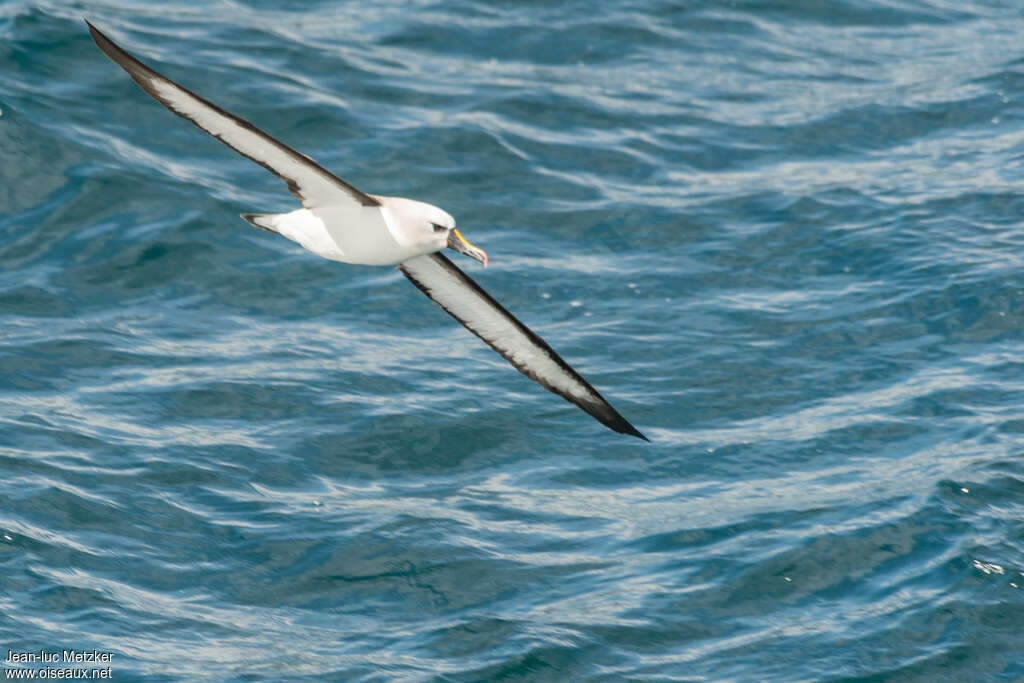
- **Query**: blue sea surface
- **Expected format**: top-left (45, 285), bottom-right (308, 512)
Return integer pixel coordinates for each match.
top-left (3, 0), bottom-right (1024, 680)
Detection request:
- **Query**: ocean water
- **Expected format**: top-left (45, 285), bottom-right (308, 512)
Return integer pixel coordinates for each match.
top-left (3, 0), bottom-right (1024, 679)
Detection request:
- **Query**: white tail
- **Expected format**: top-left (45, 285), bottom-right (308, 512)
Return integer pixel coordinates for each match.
top-left (240, 213), bottom-right (279, 234)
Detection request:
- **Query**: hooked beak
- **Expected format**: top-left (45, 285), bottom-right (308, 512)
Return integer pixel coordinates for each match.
top-left (447, 228), bottom-right (488, 267)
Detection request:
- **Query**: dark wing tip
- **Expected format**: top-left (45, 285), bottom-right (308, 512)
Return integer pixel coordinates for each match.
top-left (85, 20), bottom-right (110, 54)
top-left (85, 20), bottom-right (113, 52)
top-left (621, 422), bottom-right (650, 442)
top-left (585, 400), bottom-right (648, 441)
top-left (85, 19), bottom-right (156, 85)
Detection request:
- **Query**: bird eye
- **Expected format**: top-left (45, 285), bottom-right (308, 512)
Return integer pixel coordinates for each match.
top-left (432, 223), bottom-right (448, 233)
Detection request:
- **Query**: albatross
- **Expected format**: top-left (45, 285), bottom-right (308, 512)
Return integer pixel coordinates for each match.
top-left (86, 20), bottom-right (647, 440)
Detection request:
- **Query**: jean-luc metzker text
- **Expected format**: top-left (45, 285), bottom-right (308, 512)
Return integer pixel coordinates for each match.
top-left (5, 650), bottom-right (113, 664)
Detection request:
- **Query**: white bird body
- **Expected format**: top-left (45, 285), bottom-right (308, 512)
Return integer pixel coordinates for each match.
top-left (87, 20), bottom-right (646, 440)
top-left (245, 196), bottom-right (455, 266)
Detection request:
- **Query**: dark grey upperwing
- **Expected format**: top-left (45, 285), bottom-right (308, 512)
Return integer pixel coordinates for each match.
top-left (399, 253), bottom-right (647, 440)
top-left (86, 20), bottom-right (379, 209)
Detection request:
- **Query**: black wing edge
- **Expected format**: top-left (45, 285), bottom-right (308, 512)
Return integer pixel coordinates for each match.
top-left (400, 253), bottom-right (648, 441)
top-left (84, 19), bottom-right (380, 208)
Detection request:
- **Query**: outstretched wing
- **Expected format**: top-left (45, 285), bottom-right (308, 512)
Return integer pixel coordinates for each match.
top-left (86, 20), bottom-right (379, 209)
top-left (399, 253), bottom-right (647, 440)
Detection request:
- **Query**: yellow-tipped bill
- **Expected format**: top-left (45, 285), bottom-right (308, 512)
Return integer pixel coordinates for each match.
top-left (447, 228), bottom-right (488, 266)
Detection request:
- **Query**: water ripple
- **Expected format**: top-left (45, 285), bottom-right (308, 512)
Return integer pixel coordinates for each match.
top-left (3, 0), bottom-right (1024, 679)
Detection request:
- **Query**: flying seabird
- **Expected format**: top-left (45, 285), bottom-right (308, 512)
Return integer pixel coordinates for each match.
top-left (86, 20), bottom-right (647, 440)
